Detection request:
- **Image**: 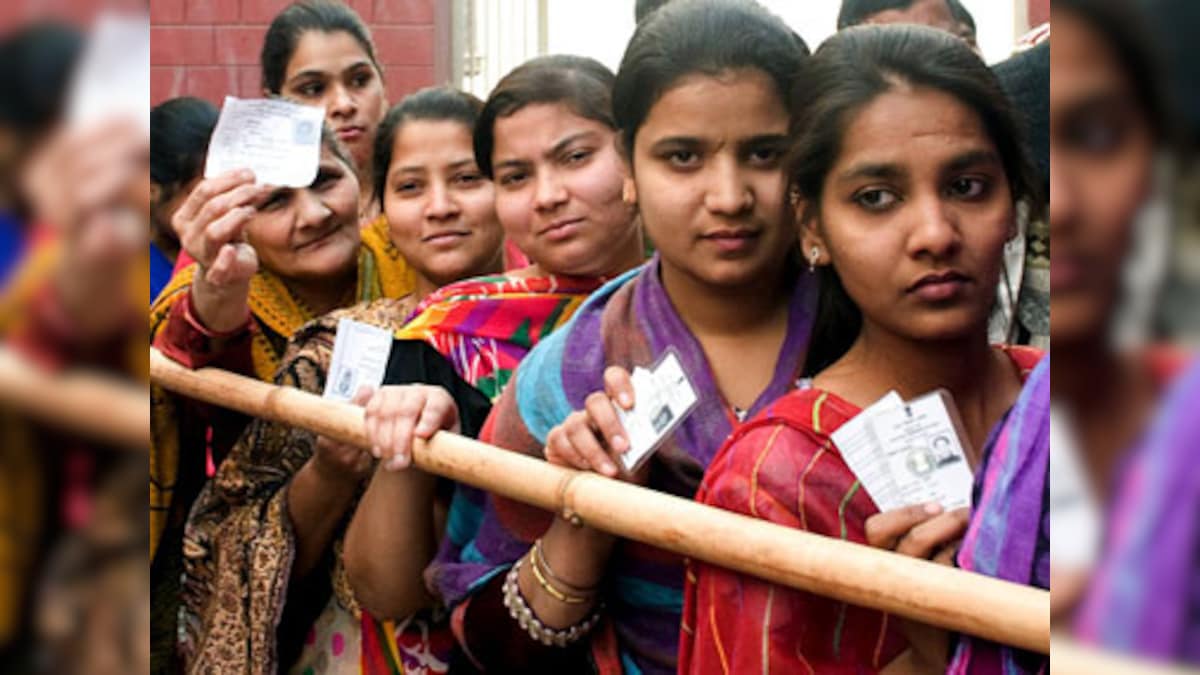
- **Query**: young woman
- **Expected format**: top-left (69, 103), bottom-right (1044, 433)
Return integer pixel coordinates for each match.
top-left (177, 87), bottom-right (503, 674)
top-left (372, 3), bottom-right (813, 672)
top-left (677, 25), bottom-right (1044, 674)
top-left (1050, 0), bottom-right (1198, 663)
top-left (337, 54), bottom-right (646, 671)
top-left (262, 0), bottom-right (389, 220)
top-left (150, 97), bottom-right (218, 301)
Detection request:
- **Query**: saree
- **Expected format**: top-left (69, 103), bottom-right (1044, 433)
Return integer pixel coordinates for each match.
top-left (179, 271), bottom-right (608, 674)
top-left (679, 346), bottom-right (1043, 675)
top-left (1074, 356), bottom-right (1200, 664)
top-left (151, 216), bottom-right (413, 674)
top-left (426, 257), bottom-right (817, 675)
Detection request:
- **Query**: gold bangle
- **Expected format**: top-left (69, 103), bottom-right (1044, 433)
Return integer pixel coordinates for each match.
top-left (527, 550), bottom-right (593, 605)
top-left (533, 538), bottom-right (598, 594)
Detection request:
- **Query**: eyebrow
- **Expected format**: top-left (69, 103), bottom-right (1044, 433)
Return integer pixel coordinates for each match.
top-left (837, 149), bottom-right (1001, 183)
top-left (649, 133), bottom-right (788, 151)
top-left (493, 131), bottom-right (598, 172)
top-left (287, 60), bottom-right (374, 85)
top-left (943, 149), bottom-right (1001, 174)
top-left (391, 158), bottom-right (477, 176)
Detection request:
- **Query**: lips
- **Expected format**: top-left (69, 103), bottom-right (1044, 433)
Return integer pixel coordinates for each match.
top-left (336, 125), bottom-right (366, 142)
top-left (422, 230), bottom-right (471, 247)
top-left (907, 270), bottom-right (971, 302)
top-left (538, 217), bottom-right (585, 242)
top-left (700, 228), bottom-right (760, 253)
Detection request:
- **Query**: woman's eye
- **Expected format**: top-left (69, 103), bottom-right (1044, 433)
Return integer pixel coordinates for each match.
top-left (261, 191), bottom-right (289, 210)
top-left (948, 177), bottom-right (988, 200)
top-left (666, 150), bottom-right (699, 168)
top-left (499, 171), bottom-right (528, 187)
top-left (563, 149), bottom-right (591, 165)
top-left (296, 82), bottom-right (323, 98)
top-left (747, 146), bottom-right (783, 166)
top-left (1069, 118), bottom-right (1124, 155)
top-left (351, 72), bottom-right (372, 88)
top-left (312, 172), bottom-right (340, 189)
top-left (453, 172), bottom-right (483, 186)
top-left (853, 188), bottom-right (898, 211)
top-left (396, 181), bottom-right (421, 194)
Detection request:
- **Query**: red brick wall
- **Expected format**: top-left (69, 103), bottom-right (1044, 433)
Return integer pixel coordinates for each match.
top-left (1029, 0), bottom-right (1048, 28)
top-left (151, 0), bottom-right (439, 107)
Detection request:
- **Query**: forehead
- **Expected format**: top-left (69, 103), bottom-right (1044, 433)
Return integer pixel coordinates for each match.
top-left (637, 69), bottom-right (788, 141)
top-left (492, 103), bottom-right (611, 157)
top-left (391, 119), bottom-right (474, 162)
top-left (285, 30), bottom-right (372, 78)
top-left (834, 86), bottom-right (992, 169)
top-left (867, 0), bottom-right (957, 31)
top-left (1049, 9), bottom-right (1132, 114)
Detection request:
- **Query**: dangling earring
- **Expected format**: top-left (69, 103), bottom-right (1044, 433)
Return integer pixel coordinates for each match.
top-left (622, 182), bottom-right (636, 206)
top-left (808, 246), bottom-right (820, 273)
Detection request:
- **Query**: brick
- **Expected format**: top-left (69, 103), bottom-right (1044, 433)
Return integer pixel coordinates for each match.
top-left (184, 66), bottom-right (241, 105)
top-left (346, 0), bottom-right (373, 23)
top-left (215, 26), bottom-right (264, 65)
top-left (187, 0), bottom-right (241, 23)
top-left (152, 26), bottom-right (214, 66)
top-left (239, 65), bottom-right (264, 98)
top-left (240, 0), bottom-right (292, 24)
top-left (150, 0), bottom-right (185, 24)
top-left (151, 67), bottom-right (186, 106)
top-left (383, 65), bottom-right (435, 101)
top-left (1028, 0), bottom-right (1048, 26)
top-left (373, 0), bottom-right (433, 24)
top-left (373, 25), bottom-right (433, 66)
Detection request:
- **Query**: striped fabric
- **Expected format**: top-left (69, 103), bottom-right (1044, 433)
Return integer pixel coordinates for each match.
top-left (680, 347), bottom-right (1044, 674)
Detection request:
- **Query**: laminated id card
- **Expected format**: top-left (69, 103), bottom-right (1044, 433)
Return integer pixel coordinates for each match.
top-left (323, 318), bottom-right (392, 402)
top-left (616, 350), bottom-right (699, 474)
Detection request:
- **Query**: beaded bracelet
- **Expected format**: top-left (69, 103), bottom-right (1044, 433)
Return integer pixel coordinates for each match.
top-left (502, 558), bottom-right (603, 647)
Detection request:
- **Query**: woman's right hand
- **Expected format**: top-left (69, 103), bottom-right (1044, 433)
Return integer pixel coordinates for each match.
top-left (363, 384), bottom-right (461, 471)
top-left (172, 169), bottom-right (271, 331)
top-left (544, 366), bottom-right (647, 482)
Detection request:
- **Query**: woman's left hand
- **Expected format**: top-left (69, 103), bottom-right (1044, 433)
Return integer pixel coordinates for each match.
top-left (865, 502), bottom-right (969, 565)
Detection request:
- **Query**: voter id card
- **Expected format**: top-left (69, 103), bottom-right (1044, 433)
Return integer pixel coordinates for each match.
top-left (323, 318), bottom-right (392, 402)
top-left (616, 350), bottom-right (699, 473)
top-left (205, 96), bottom-right (325, 187)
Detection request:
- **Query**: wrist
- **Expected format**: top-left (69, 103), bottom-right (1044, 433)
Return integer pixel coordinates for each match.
top-left (191, 272), bottom-right (253, 333)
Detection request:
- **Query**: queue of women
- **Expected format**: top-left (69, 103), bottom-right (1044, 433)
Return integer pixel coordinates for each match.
top-left (145, 0), bottom-right (1196, 673)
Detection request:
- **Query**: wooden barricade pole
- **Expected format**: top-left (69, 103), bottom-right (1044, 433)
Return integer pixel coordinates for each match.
top-left (150, 347), bottom-right (1049, 654)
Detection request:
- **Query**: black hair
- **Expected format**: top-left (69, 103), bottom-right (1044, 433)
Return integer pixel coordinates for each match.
top-left (788, 25), bottom-right (1039, 374)
top-left (150, 97), bottom-right (219, 200)
top-left (474, 55), bottom-right (615, 178)
top-left (635, 0), bottom-right (673, 23)
top-left (838, 0), bottom-right (970, 32)
top-left (613, 0), bottom-right (809, 158)
top-left (261, 0), bottom-right (381, 94)
top-left (0, 21), bottom-right (83, 134)
top-left (1054, 0), bottom-right (1174, 146)
top-left (372, 86), bottom-right (485, 207)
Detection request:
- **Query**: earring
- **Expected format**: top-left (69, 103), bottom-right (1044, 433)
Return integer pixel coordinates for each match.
top-left (808, 246), bottom-right (820, 273)
top-left (621, 182), bottom-right (636, 205)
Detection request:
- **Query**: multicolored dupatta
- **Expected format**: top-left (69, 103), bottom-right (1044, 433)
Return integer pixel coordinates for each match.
top-left (426, 257), bottom-right (817, 675)
top-left (1074, 357), bottom-right (1200, 664)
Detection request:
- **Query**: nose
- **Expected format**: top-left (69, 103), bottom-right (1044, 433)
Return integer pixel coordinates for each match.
top-left (703, 155), bottom-right (752, 216)
top-left (1048, 154), bottom-right (1074, 235)
top-left (906, 192), bottom-right (962, 260)
top-left (425, 181), bottom-right (461, 221)
top-left (533, 168), bottom-right (568, 213)
top-left (327, 83), bottom-right (357, 121)
top-left (295, 188), bottom-right (334, 231)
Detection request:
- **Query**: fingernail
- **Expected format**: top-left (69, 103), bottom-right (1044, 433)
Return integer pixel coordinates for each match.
top-left (924, 502), bottom-right (943, 515)
top-left (371, 445), bottom-right (382, 458)
top-left (612, 435), bottom-right (627, 452)
top-left (618, 393), bottom-right (633, 408)
top-left (390, 455), bottom-right (408, 470)
top-left (603, 462), bottom-right (618, 476)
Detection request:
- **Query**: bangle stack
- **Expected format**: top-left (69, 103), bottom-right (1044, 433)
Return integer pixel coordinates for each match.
top-left (502, 555), bottom-right (603, 647)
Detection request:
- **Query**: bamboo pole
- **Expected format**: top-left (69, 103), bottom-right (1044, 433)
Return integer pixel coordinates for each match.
top-left (0, 346), bottom-right (148, 448)
top-left (1050, 636), bottom-right (1200, 674)
top-left (149, 347), bottom-right (1050, 654)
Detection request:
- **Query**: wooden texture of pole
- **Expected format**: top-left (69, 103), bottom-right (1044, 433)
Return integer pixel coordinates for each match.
top-left (0, 346), bottom-right (148, 448)
top-left (1050, 637), bottom-right (1200, 674)
top-left (149, 346), bottom-right (1050, 654)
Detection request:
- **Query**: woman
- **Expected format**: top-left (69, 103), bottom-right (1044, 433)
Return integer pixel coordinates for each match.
top-left (150, 97), bottom-right (217, 302)
top-left (1050, 0), bottom-right (1198, 663)
top-left (677, 25), bottom-right (1045, 673)
top-left (262, 0), bottom-right (389, 220)
top-left (388, 3), bottom-right (813, 672)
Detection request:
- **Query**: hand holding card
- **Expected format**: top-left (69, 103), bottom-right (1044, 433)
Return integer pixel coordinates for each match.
top-left (205, 97), bottom-right (325, 188)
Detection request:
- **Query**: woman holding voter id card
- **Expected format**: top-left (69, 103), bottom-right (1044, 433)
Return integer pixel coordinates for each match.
top-left (176, 86), bottom-right (505, 674)
top-left (384, 4), bottom-right (816, 673)
top-left (679, 25), bottom-right (1047, 674)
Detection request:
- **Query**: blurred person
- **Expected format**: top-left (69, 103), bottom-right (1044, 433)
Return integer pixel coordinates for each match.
top-left (262, 0), bottom-right (389, 222)
top-left (149, 97), bottom-right (217, 302)
top-left (634, 0), bottom-right (672, 23)
top-left (676, 24), bottom-right (1044, 673)
top-left (0, 21), bottom-right (84, 303)
top-left (837, 0), bottom-right (979, 53)
top-left (1051, 0), bottom-right (1198, 664)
